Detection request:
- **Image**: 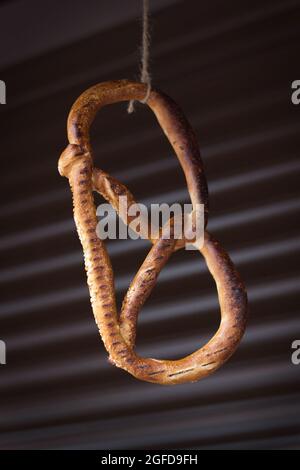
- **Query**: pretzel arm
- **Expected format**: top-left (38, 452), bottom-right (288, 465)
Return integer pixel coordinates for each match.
top-left (92, 168), bottom-right (159, 243)
top-left (119, 220), bottom-right (176, 348)
top-left (92, 167), bottom-right (187, 250)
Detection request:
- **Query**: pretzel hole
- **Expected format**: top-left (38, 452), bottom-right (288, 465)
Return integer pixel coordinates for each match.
top-left (134, 248), bottom-right (220, 360)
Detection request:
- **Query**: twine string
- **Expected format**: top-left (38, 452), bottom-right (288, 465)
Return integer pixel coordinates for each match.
top-left (128, 0), bottom-right (151, 113)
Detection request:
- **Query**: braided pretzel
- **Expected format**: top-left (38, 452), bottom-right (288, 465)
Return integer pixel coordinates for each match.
top-left (58, 80), bottom-right (248, 384)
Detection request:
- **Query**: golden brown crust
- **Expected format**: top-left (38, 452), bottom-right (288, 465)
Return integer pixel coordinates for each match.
top-left (58, 80), bottom-right (248, 385)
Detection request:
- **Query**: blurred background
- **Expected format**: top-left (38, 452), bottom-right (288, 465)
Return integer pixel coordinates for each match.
top-left (0, 0), bottom-right (300, 450)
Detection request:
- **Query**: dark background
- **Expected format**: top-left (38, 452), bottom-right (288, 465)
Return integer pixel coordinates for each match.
top-left (0, 0), bottom-right (300, 450)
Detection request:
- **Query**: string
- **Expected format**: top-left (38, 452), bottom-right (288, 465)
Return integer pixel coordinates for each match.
top-left (128, 0), bottom-right (151, 113)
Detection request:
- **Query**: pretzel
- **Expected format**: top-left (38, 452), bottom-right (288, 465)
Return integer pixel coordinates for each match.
top-left (58, 80), bottom-right (248, 384)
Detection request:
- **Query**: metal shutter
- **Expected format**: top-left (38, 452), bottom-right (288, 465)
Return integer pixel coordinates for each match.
top-left (0, 0), bottom-right (299, 449)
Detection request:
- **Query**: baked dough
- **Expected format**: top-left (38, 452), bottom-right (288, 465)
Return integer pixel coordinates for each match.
top-left (58, 80), bottom-right (248, 384)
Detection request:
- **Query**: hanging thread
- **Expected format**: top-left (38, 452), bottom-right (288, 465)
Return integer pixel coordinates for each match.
top-left (128, 0), bottom-right (151, 113)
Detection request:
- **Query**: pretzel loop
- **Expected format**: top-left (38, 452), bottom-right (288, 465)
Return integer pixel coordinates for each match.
top-left (59, 80), bottom-right (248, 385)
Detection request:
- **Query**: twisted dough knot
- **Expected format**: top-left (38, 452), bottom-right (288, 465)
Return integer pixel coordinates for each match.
top-left (59, 80), bottom-right (248, 385)
top-left (58, 144), bottom-right (90, 178)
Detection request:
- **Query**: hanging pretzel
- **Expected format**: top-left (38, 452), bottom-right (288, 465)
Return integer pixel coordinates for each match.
top-left (58, 80), bottom-right (248, 384)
